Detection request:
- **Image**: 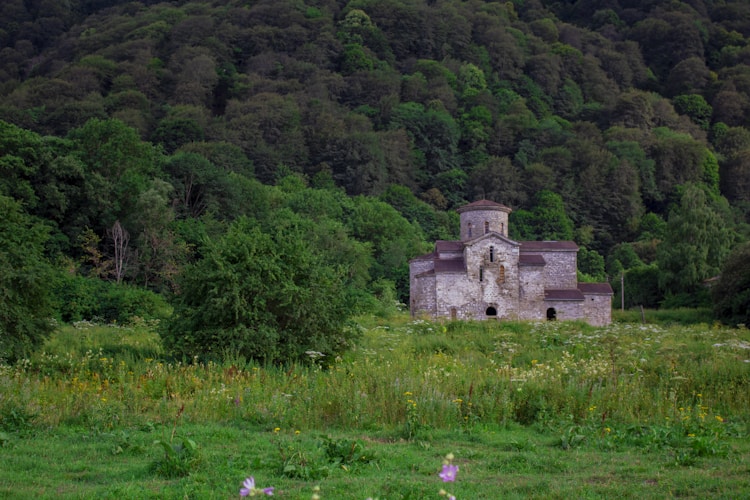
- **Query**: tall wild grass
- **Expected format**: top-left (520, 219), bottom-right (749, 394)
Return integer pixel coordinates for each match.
top-left (1, 314), bottom-right (748, 437)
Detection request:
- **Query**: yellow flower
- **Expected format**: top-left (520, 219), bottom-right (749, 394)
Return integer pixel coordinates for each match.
top-left (688, 433), bottom-right (695, 437)
top-left (273, 427), bottom-right (281, 433)
top-left (715, 415), bottom-right (724, 423)
top-left (403, 391), bottom-right (413, 396)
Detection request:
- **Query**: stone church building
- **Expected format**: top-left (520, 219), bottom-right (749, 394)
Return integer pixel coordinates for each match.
top-left (409, 200), bottom-right (613, 326)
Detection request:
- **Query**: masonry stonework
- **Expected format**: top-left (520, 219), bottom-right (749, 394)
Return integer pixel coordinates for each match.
top-left (409, 200), bottom-right (613, 326)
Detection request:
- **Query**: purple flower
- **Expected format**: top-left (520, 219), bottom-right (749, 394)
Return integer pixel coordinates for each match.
top-left (240, 477), bottom-right (274, 496)
top-left (439, 463), bottom-right (459, 482)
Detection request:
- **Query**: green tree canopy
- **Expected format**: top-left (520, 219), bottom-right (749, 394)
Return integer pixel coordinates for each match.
top-left (712, 241), bottom-right (750, 326)
top-left (510, 190), bottom-right (575, 241)
top-left (657, 184), bottom-right (736, 304)
top-left (0, 195), bottom-right (55, 362)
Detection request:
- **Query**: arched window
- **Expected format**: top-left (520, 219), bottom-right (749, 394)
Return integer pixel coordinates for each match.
top-left (546, 308), bottom-right (557, 321)
top-left (486, 306), bottom-right (497, 316)
top-left (489, 246), bottom-right (495, 262)
top-left (498, 265), bottom-right (505, 283)
top-left (479, 266), bottom-right (484, 282)
top-left (450, 307), bottom-right (457, 320)
top-left (501, 222), bottom-right (505, 235)
top-left (484, 221), bottom-right (490, 234)
top-left (467, 223), bottom-right (472, 238)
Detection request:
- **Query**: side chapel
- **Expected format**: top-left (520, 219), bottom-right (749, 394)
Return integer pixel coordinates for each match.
top-left (409, 200), bottom-right (613, 326)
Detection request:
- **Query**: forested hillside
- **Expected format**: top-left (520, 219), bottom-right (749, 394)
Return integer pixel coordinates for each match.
top-left (1, 0), bottom-right (750, 360)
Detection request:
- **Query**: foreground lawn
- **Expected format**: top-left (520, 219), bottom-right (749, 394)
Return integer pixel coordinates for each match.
top-left (1, 312), bottom-right (748, 498)
top-left (1, 423), bottom-right (748, 499)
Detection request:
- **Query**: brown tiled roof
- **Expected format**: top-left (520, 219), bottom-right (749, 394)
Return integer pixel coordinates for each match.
top-left (519, 254), bottom-right (546, 266)
top-left (544, 289), bottom-right (585, 301)
top-left (520, 241), bottom-right (579, 251)
top-left (457, 199), bottom-right (512, 213)
top-left (578, 282), bottom-right (614, 295)
top-left (434, 258), bottom-right (466, 273)
top-left (410, 251), bottom-right (436, 262)
top-left (435, 240), bottom-right (464, 252)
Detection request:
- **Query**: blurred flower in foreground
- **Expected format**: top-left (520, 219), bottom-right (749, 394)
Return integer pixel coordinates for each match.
top-left (240, 476), bottom-right (274, 496)
top-left (439, 464), bottom-right (458, 482)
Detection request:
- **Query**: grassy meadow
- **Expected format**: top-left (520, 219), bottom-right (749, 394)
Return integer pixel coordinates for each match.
top-left (0, 311), bottom-right (748, 499)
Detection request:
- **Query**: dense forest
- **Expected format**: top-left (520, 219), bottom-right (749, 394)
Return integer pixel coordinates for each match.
top-left (2, 0), bottom-right (750, 361)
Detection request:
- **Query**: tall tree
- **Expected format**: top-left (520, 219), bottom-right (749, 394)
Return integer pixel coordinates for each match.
top-left (657, 184), bottom-right (736, 303)
top-left (510, 190), bottom-right (575, 241)
top-left (712, 241), bottom-right (750, 327)
top-left (0, 195), bottom-right (55, 363)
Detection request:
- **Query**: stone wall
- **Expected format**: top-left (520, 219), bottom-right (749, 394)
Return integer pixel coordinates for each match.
top-left (538, 250), bottom-right (578, 289)
top-left (411, 273), bottom-right (436, 316)
top-left (518, 266), bottom-right (545, 320)
top-left (435, 273), bottom-right (476, 319)
top-left (544, 300), bottom-right (583, 322)
top-left (582, 294), bottom-right (612, 326)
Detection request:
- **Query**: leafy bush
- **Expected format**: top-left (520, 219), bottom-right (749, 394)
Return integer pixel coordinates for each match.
top-left (150, 436), bottom-right (201, 478)
top-left (161, 215), bottom-right (360, 364)
top-left (52, 274), bottom-right (169, 324)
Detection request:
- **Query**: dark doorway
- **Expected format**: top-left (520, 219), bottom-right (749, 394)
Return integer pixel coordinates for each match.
top-left (546, 307), bottom-right (557, 321)
top-left (486, 306), bottom-right (497, 316)
top-left (450, 308), bottom-right (457, 320)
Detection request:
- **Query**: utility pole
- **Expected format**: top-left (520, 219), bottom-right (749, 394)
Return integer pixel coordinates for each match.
top-left (621, 272), bottom-right (624, 311)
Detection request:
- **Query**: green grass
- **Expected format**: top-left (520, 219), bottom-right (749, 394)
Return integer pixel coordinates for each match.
top-left (1, 423), bottom-right (747, 498)
top-left (0, 314), bottom-right (749, 498)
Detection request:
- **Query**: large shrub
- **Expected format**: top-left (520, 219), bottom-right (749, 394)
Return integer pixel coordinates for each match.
top-left (53, 274), bottom-right (169, 323)
top-left (161, 216), bottom-right (359, 364)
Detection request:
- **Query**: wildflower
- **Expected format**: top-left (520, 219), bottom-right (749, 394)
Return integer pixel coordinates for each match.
top-left (439, 464), bottom-right (458, 482)
top-left (240, 476), bottom-right (274, 496)
top-left (273, 427), bottom-right (280, 433)
top-left (715, 415), bottom-right (724, 423)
